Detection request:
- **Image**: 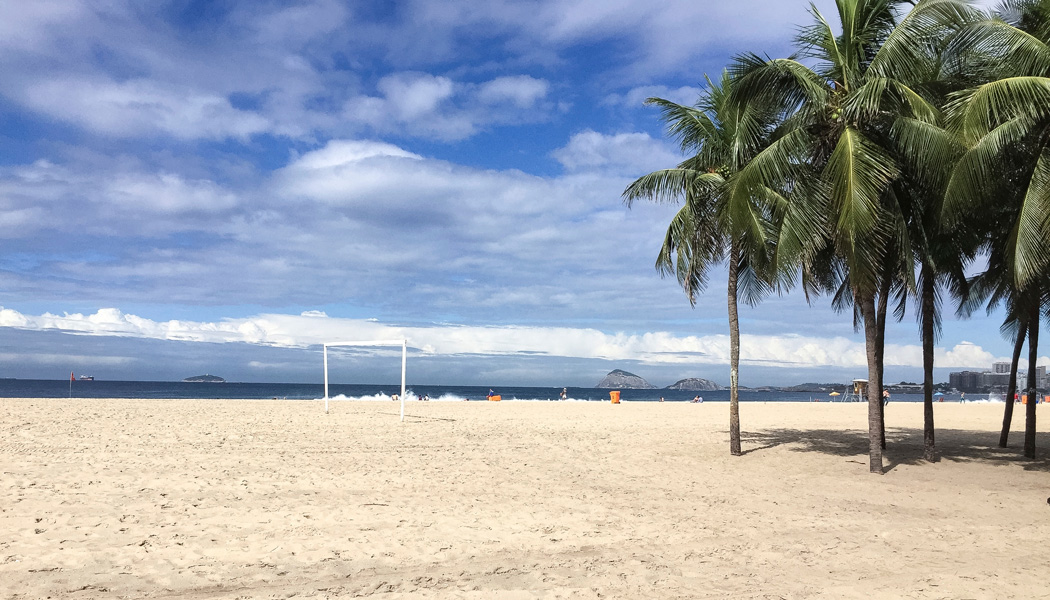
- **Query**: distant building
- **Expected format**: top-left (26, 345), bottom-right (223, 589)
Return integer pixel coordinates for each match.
top-left (949, 371), bottom-right (982, 392)
top-left (949, 363), bottom-right (1048, 392)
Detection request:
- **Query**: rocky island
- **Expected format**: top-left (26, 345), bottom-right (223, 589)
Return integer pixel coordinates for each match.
top-left (183, 374), bottom-right (225, 383)
top-left (665, 378), bottom-right (724, 391)
top-left (595, 369), bottom-right (655, 389)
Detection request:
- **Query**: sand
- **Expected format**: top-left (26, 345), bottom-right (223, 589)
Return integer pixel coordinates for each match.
top-left (1, 398), bottom-right (1048, 599)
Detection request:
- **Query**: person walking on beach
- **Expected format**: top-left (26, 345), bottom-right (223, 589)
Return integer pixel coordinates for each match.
top-left (560, 388), bottom-right (567, 400)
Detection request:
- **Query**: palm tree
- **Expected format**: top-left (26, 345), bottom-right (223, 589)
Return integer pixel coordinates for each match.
top-left (943, 0), bottom-right (1050, 458)
top-left (728, 0), bottom-right (976, 473)
top-left (623, 71), bottom-right (783, 456)
top-left (957, 244), bottom-right (1039, 448)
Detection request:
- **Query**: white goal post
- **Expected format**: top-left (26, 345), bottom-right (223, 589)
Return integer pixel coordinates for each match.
top-left (323, 339), bottom-right (407, 420)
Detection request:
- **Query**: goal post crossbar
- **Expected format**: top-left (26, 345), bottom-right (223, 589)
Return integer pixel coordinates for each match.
top-left (323, 339), bottom-right (408, 420)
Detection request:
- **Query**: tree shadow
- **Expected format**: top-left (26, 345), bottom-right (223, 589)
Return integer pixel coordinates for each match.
top-left (741, 427), bottom-right (1050, 473)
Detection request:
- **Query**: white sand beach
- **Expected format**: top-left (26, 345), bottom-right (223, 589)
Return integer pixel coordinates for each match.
top-left (2, 399), bottom-right (1047, 599)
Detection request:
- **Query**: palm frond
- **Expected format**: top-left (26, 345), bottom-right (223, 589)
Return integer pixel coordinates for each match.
top-left (622, 169), bottom-right (724, 207)
top-left (942, 114), bottom-right (1036, 225)
top-left (1012, 147), bottom-right (1050, 286)
top-left (869, 0), bottom-right (981, 81)
top-left (951, 17), bottom-right (1050, 78)
top-left (824, 127), bottom-right (898, 289)
top-left (947, 76), bottom-right (1050, 137)
top-left (729, 55), bottom-right (830, 115)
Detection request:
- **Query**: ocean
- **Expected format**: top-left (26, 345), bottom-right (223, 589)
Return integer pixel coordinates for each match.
top-left (0, 379), bottom-right (1000, 403)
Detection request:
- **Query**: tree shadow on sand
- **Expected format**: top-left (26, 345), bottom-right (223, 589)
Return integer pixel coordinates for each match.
top-left (741, 427), bottom-right (1050, 473)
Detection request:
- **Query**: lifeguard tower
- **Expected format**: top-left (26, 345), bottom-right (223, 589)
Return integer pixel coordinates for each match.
top-left (845, 379), bottom-right (868, 402)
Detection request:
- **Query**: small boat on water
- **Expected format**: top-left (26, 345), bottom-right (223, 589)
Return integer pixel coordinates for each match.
top-left (79, 375), bottom-right (94, 381)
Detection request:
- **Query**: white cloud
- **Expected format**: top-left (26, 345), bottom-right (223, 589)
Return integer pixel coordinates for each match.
top-left (247, 0), bottom-right (349, 45)
top-left (937, 341), bottom-right (999, 368)
top-left (0, 306), bottom-right (1033, 372)
top-left (478, 75), bottom-right (550, 108)
top-left (604, 84), bottom-right (704, 109)
top-left (0, 0), bottom-right (847, 146)
top-left (106, 173), bottom-right (239, 214)
top-left (0, 1), bottom-right (90, 52)
top-left (0, 160), bottom-right (243, 238)
top-left (343, 72), bottom-right (554, 140)
top-left (23, 77), bottom-right (270, 140)
top-left (377, 72), bottom-right (456, 120)
top-left (288, 139), bottom-right (423, 170)
top-left (0, 138), bottom-right (678, 318)
top-left (552, 130), bottom-right (682, 174)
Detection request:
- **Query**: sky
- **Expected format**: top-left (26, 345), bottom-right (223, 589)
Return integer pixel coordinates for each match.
top-left (0, 0), bottom-right (1021, 388)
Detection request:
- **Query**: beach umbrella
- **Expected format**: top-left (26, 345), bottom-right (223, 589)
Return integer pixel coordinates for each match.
top-left (933, 392), bottom-right (944, 396)
top-left (829, 391), bottom-right (841, 396)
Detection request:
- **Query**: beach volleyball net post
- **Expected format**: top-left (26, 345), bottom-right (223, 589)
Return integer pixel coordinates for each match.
top-left (323, 339), bottom-right (408, 420)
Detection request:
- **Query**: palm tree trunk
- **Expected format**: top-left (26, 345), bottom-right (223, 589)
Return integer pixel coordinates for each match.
top-left (875, 274), bottom-right (890, 450)
top-left (858, 288), bottom-right (884, 474)
top-left (999, 323), bottom-right (1026, 448)
top-left (728, 239), bottom-right (742, 456)
top-left (1024, 304), bottom-right (1039, 459)
top-left (920, 266), bottom-right (937, 461)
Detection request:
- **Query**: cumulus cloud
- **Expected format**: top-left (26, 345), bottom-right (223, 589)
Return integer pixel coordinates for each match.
top-left (0, 159), bottom-right (243, 239)
top-left (23, 78), bottom-right (270, 140)
top-left (477, 75), bottom-right (550, 108)
top-left (552, 130), bottom-right (682, 174)
top-left (0, 306), bottom-right (1033, 372)
top-left (343, 72), bottom-right (553, 140)
top-left (0, 0), bottom-right (859, 146)
top-left (377, 72), bottom-right (456, 120)
top-left (938, 341), bottom-right (999, 368)
top-left (0, 137), bottom-right (679, 318)
top-left (106, 173), bottom-right (239, 214)
top-left (0, 1), bottom-right (1020, 386)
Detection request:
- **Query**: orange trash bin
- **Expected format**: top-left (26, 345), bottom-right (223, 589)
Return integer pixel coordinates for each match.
top-left (610, 391), bottom-right (621, 404)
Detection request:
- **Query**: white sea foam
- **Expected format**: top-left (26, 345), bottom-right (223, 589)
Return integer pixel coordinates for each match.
top-left (315, 391), bottom-right (592, 402)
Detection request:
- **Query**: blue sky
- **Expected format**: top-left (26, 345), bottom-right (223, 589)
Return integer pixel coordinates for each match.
top-left (0, 0), bottom-right (1020, 387)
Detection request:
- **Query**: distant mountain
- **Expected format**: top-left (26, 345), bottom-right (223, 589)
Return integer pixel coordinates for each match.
top-left (596, 369), bottom-right (655, 389)
top-left (781, 382), bottom-right (842, 392)
top-left (665, 378), bottom-right (723, 391)
top-left (183, 374), bottom-right (225, 383)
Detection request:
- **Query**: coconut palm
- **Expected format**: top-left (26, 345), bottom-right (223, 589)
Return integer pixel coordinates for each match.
top-left (728, 0), bottom-right (977, 472)
top-left (943, 0), bottom-right (1050, 458)
top-left (623, 71), bottom-right (790, 456)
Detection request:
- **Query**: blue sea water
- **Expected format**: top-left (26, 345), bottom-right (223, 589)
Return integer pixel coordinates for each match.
top-left (0, 379), bottom-right (999, 403)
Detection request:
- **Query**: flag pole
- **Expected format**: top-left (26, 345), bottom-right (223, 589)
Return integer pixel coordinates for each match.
top-left (69, 371), bottom-right (73, 398)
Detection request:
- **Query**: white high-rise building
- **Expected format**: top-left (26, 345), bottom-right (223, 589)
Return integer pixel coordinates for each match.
top-left (993, 361), bottom-right (1012, 374)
